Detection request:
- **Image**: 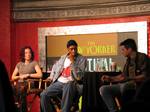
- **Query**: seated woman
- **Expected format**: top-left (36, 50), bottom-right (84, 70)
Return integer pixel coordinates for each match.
top-left (11, 46), bottom-right (42, 112)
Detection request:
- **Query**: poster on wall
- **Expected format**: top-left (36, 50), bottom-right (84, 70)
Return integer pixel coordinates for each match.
top-left (46, 32), bottom-right (137, 72)
top-left (38, 21), bottom-right (147, 72)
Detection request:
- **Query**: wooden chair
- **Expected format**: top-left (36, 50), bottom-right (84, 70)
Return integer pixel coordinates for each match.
top-left (11, 80), bottom-right (28, 112)
top-left (26, 78), bottom-right (43, 112)
top-left (42, 80), bottom-right (80, 112)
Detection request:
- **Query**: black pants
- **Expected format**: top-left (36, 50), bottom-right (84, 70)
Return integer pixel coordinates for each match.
top-left (12, 82), bottom-right (27, 112)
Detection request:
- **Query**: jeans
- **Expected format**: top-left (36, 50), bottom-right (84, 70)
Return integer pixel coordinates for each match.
top-left (99, 81), bottom-right (136, 112)
top-left (40, 81), bottom-right (82, 112)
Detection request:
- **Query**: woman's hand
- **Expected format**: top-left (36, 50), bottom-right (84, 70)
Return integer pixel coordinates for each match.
top-left (19, 74), bottom-right (30, 80)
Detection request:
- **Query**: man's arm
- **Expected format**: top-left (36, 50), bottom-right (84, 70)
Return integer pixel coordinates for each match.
top-left (101, 73), bottom-right (126, 83)
top-left (46, 62), bottom-right (58, 81)
top-left (133, 75), bottom-right (145, 82)
top-left (70, 55), bottom-right (87, 81)
top-left (133, 54), bottom-right (148, 83)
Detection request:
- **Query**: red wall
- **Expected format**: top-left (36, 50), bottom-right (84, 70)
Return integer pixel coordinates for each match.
top-left (0, 3), bottom-right (149, 111)
top-left (0, 0), bottom-right (150, 76)
top-left (0, 0), bottom-right (12, 75)
top-left (13, 16), bottom-right (150, 74)
top-left (13, 18), bottom-right (150, 112)
top-left (1, 1), bottom-right (150, 111)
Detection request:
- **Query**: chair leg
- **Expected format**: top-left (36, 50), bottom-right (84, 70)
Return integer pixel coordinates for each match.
top-left (50, 96), bottom-right (81, 112)
top-left (50, 98), bottom-right (61, 112)
top-left (115, 97), bottom-right (121, 110)
top-left (27, 94), bottom-right (38, 112)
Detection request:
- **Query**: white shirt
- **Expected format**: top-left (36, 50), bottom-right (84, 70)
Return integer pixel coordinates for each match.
top-left (58, 57), bottom-right (73, 83)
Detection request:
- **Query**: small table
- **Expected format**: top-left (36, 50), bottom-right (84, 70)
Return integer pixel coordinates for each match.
top-left (82, 71), bottom-right (121, 112)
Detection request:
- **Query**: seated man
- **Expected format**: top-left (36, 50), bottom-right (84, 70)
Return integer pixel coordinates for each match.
top-left (99, 39), bottom-right (149, 112)
top-left (40, 40), bottom-right (87, 112)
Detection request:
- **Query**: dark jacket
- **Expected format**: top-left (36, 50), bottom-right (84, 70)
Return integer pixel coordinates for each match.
top-left (123, 51), bottom-right (149, 85)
